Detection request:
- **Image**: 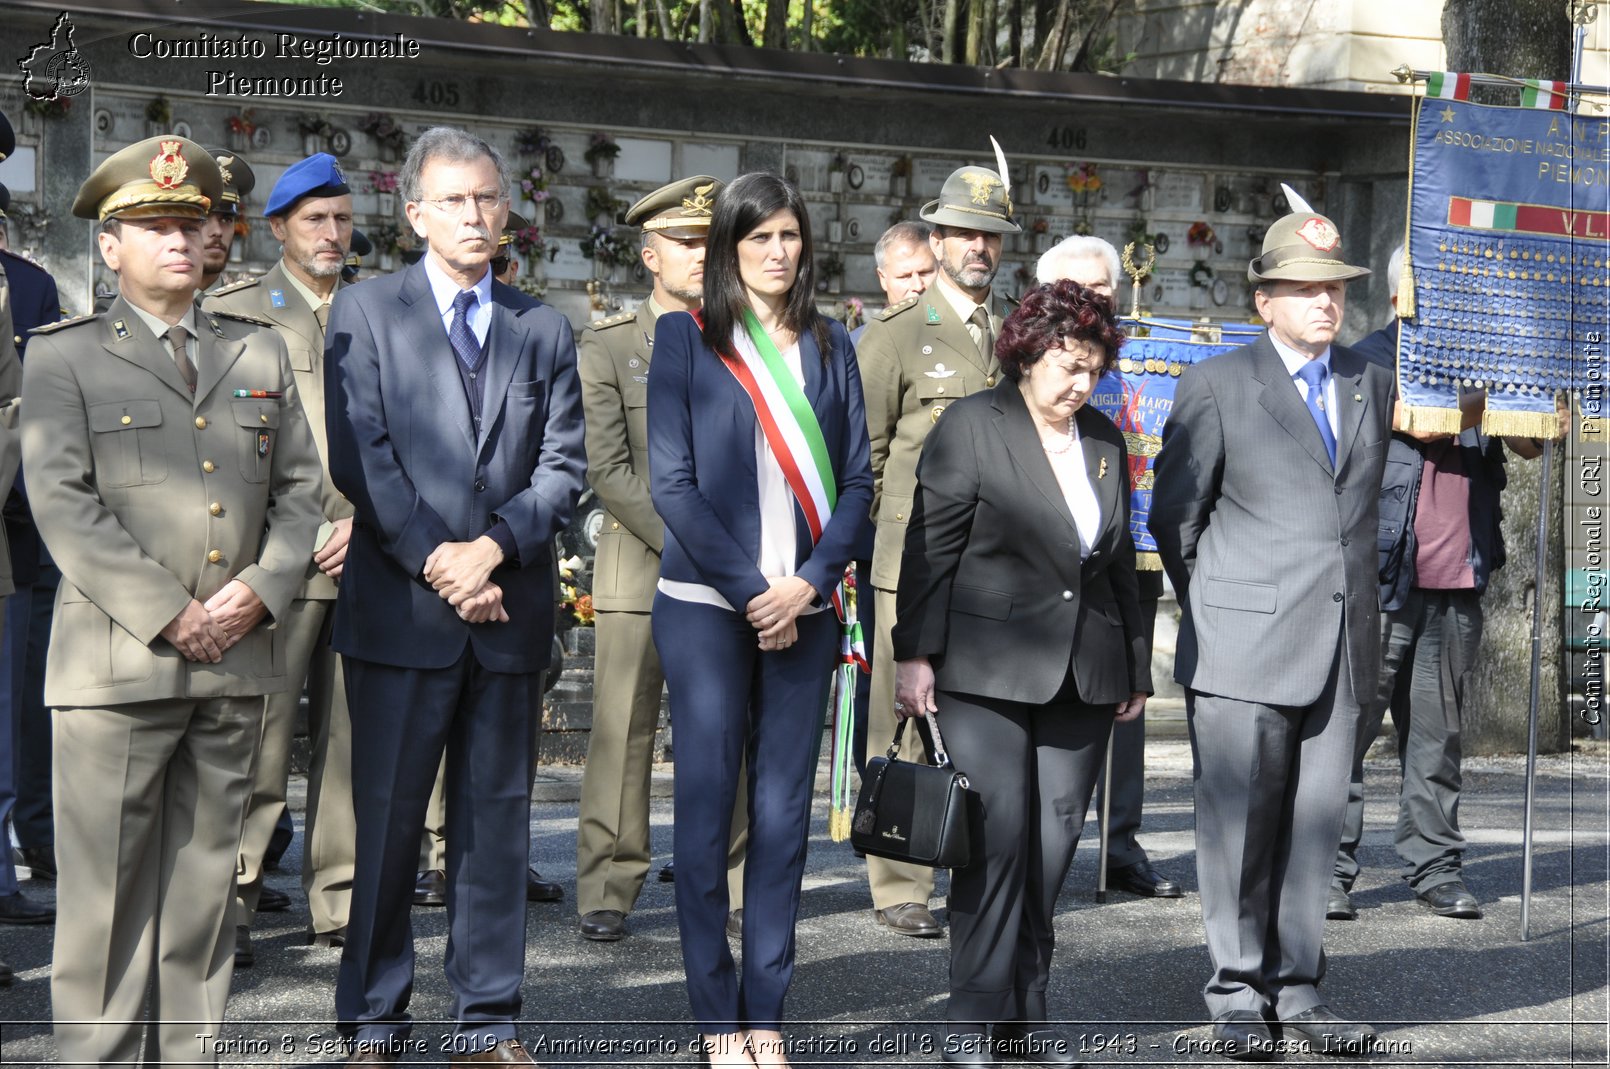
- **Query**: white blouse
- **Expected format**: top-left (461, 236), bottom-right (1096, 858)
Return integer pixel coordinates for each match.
top-left (1044, 418), bottom-right (1102, 559)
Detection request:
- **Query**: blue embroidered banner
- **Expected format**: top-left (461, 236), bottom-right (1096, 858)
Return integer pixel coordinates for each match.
top-left (1090, 319), bottom-right (1260, 568)
top-left (1400, 95), bottom-right (1607, 437)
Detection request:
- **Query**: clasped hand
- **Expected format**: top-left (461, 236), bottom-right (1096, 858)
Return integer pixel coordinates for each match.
top-left (162, 579), bottom-right (267, 663)
top-left (425, 537), bottom-right (510, 624)
top-left (744, 576), bottom-right (814, 652)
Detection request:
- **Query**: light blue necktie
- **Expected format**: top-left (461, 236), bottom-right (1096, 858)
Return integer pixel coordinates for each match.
top-left (1295, 360), bottom-right (1337, 466)
top-left (449, 288), bottom-right (483, 372)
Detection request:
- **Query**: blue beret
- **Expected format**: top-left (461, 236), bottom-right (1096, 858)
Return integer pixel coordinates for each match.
top-left (264, 152), bottom-right (351, 218)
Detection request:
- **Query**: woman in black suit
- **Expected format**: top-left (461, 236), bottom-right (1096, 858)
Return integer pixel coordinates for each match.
top-left (892, 280), bottom-right (1150, 1066)
top-left (647, 172), bottom-right (872, 1068)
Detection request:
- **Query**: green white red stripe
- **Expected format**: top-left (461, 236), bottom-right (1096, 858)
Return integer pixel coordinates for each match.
top-left (1427, 71), bottom-right (1471, 100)
top-left (1448, 195), bottom-right (1609, 239)
top-left (1521, 79), bottom-right (1568, 110)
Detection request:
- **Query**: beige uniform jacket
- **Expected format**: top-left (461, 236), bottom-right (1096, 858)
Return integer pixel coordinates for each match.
top-left (21, 296), bottom-right (323, 707)
top-left (205, 263), bottom-right (351, 600)
top-left (856, 292), bottom-right (1001, 591)
top-left (578, 304), bottom-right (662, 614)
top-left (0, 261), bottom-right (21, 596)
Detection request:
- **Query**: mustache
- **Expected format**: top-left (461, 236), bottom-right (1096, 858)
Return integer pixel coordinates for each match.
top-left (462, 225), bottom-right (492, 242)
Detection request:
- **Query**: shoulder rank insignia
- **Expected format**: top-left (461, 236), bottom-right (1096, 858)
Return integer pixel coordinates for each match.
top-left (877, 295), bottom-right (919, 321)
top-left (207, 317), bottom-right (226, 337)
top-left (588, 310), bottom-right (635, 331)
top-left (211, 309), bottom-right (272, 327)
top-left (210, 278), bottom-right (258, 297)
top-left (31, 312), bottom-right (101, 336)
top-left (269, 289), bottom-right (286, 309)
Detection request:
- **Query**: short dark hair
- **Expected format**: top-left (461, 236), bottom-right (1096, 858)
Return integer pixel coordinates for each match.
top-left (699, 172), bottom-right (830, 360)
top-left (995, 279), bottom-right (1124, 382)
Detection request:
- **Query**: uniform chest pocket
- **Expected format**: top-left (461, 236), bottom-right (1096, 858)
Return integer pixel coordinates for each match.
top-left (232, 400), bottom-right (280, 483)
top-left (88, 400), bottom-right (168, 488)
top-left (915, 377), bottom-right (972, 425)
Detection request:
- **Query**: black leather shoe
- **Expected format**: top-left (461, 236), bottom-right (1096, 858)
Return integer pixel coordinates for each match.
top-left (1326, 887), bottom-right (1357, 920)
top-left (657, 861), bottom-right (675, 882)
top-left (0, 891), bottom-right (54, 925)
top-left (526, 868), bottom-right (563, 902)
top-left (347, 1041), bottom-right (400, 1065)
top-left (1107, 859), bottom-right (1183, 898)
top-left (234, 925), bottom-right (254, 968)
top-left (1279, 1005), bottom-right (1376, 1055)
top-left (15, 846), bottom-right (56, 881)
top-left (0, 958), bottom-right (13, 986)
top-left (993, 1023), bottom-right (1081, 1067)
top-left (257, 884), bottom-right (292, 912)
top-left (1209, 1011), bottom-right (1274, 1061)
top-left (939, 1031), bottom-right (992, 1065)
top-left (305, 926), bottom-right (347, 948)
top-left (414, 869), bottom-right (446, 908)
top-left (725, 908), bottom-right (742, 938)
top-left (579, 909), bottom-right (626, 941)
top-left (874, 902), bottom-right (943, 937)
top-left (1417, 880), bottom-right (1481, 919)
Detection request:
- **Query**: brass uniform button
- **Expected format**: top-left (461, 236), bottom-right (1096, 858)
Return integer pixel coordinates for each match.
top-left (202, 460), bottom-right (216, 473)
top-left (209, 502), bottom-right (223, 516)
top-left (895, 512), bottom-right (905, 522)
top-left (610, 522), bottom-right (620, 530)
top-left (986, 376), bottom-right (996, 387)
top-left (207, 549), bottom-right (223, 564)
top-left (259, 414), bottom-right (269, 424)
top-left (120, 415), bottom-right (132, 425)
top-left (195, 416), bottom-right (208, 429)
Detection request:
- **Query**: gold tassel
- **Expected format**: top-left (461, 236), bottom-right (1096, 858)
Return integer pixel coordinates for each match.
top-left (1136, 552), bottom-right (1164, 571)
top-left (1399, 405), bottom-right (1464, 435)
top-left (830, 807), bottom-right (851, 843)
top-left (1397, 248), bottom-right (1416, 319)
top-left (1481, 407), bottom-right (1563, 439)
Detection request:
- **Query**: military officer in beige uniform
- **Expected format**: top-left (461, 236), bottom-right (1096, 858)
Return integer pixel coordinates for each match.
top-left (23, 135), bottom-right (322, 1067)
top-left (575, 176), bottom-right (748, 942)
top-left (206, 153), bottom-right (356, 960)
top-left (855, 161), bottom-right (1018, 937)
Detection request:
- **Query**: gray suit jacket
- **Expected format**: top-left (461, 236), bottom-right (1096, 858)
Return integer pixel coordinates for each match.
top-left (1148, 333), bottom-right (1392, 708)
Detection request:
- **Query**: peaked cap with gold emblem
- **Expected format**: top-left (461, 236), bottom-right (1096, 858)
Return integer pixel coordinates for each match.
top-left (920, 164), bottom-right (1020, 235)
top-left (72, 135), bottom-right (222, 222)
top-left (207, 149), bottom-right (256, 217)
top-left (499, 209), bottom-right (531, 249)
top-left (624, 175), bottom-right (722, 240)
top-left (1247, 210), bottom-right (1370, 284)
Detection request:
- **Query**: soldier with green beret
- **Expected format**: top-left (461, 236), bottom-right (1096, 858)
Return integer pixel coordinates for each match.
top-left (24, 135), bottom-right (322, 1065)
top-left (854, 154), bottom-right (1019, 939)
top-left (574, 174), bottom-right (747, 943)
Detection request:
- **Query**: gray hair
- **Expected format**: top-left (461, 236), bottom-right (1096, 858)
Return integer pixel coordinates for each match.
top-left (400, 126), bottom-right (511, 204)
top-left (1036, 234), bottom-right (1121, 288)
top-left (1388, 244), bottom-right (1405, 300)
top-left (874, 220), bottom-right (932, 270)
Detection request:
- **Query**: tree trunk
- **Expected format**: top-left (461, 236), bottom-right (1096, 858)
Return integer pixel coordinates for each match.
top-left (763, 0), bottom-right (788, 49)
top-left (1441, 0), bottom-right (1574, 753)
top-left (636, 0), bottom-right (646, 36)
top-left (1005, 0), bottom-right (1022, 67)
top-left (697, 0), bottom-right (709, 42)
top-left (1036, 0), bottom-right (1072, 69)
top-left (800, 0), bottom-right (813, 50)
top-left (729, 0), bottom-right (754, 45)
top-left (589, 0), bottom-right (611, 34)
top-left (523, 0), bottom-right (549, 28)
top-left (965, 0), bottom-right (985, 64)
top-left (654, 0), bottom-right (672, 37)
top-left (941, 0), bottom-right (961, 63)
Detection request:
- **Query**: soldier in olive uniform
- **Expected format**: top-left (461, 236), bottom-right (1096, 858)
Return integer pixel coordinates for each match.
top-left (574, 176), bottom-right (747, 942)
top-left (205, 153), bottom-right (356, 960)
top-left (855, 160), bottom-right (1018, 938)
top-left (199, 149), bottom-right (255, 291)
top-left (23, 135), bottom-right (321, 1066)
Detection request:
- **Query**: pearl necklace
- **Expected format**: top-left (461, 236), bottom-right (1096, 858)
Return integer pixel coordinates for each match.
top-left (1038, 419), bottom-right (1076, 455)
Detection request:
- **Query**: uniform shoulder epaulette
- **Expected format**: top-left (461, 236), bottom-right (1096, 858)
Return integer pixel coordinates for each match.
top-left (210, 278), bottom-right (259, 297)
top-left (586, 310), bottom-right (636, 332)
top-left (210, 309), bottom-right (272, 327)
top-left (30, 312), bottom-right (100, 335)
top-left (877, 296), bottom-right (920, 321)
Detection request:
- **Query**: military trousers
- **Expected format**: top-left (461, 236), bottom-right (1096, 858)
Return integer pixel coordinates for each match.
top-left (51, 695), bottom-right (263, 1068)
top-left (865, 585), bottom-right (936, 911)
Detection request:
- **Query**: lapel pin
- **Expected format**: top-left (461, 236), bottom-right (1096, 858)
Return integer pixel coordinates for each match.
top-left (112, 320), bottom-right (130, 340)
top-left (1098, 458), bottom-right (1108, 479)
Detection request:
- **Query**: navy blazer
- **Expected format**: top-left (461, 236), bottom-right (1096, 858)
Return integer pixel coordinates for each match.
top-left (5, 248), bottom-right (63, 581)
top-left (647, 312), bottom-right (873, 613)
top-left (324, 260), bottom-right (586, 674)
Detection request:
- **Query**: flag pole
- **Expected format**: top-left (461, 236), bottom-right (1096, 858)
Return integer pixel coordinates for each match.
top-left (1391, 64), bottom-right (1604, 98)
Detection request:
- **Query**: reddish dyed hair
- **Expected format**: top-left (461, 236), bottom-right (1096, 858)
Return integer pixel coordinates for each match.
top-left (995, 279), bottom-right (1125, 382)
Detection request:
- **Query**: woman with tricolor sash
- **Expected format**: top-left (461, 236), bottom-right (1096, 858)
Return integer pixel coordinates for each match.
top-left (647, 171), bottom-right (873, 1068)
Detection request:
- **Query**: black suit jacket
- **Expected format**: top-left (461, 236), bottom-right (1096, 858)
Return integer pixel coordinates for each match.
top-left (893, 380), bottom-right (1151, 706)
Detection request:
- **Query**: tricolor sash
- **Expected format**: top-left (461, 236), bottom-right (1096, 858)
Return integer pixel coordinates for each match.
top-left (705, 308), bottom-right (869, 837)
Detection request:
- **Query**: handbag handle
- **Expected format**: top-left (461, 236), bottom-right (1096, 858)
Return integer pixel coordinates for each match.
top-left (887, 710), bottom-right (957, 770)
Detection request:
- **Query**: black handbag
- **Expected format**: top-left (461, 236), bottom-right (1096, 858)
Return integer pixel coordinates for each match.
top-left (850, 711), bottom-right (971, 869)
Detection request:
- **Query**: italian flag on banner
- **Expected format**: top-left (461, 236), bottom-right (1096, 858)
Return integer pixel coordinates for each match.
top-left (1521, 79), bottom-right (1569, 110)
top-left (1427, 71), bottom-right (1471, 100)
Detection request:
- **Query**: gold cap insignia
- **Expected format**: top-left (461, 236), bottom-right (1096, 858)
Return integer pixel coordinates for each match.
top-left (682, 182), bottom-right (716, 218)
top-left (962, 171), bottom-right (998, 206)
top-left (1295, 216), bottom-right (1340, 252)
top-left (217, 156), bottom-right (235, 186)
top-left (150, 141), bottom-right (189, 190)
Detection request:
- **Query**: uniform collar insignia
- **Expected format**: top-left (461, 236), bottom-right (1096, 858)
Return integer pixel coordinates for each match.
top-left (112, 319), bottom-right (130, 339)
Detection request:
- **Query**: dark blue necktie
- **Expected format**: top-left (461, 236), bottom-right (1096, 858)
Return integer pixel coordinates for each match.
top-left (449, 288), bottom-right (483, 372)
top-left (1295, 360), bottom-right (1337, 466)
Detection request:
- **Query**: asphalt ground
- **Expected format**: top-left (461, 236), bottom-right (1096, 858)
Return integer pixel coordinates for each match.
top-left (0, 736), bottom-right (1604, 1067)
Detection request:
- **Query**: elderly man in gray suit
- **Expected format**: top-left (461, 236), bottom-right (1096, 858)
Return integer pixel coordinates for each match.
top-left (1150, 209), bottom-right (1390, 1060)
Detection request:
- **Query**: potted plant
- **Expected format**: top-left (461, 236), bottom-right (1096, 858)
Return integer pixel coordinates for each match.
top-left (369, 172), bottom-right (399, 216)
top-left (585, 186), bottom-right (621, 229)
top-left (580, 225), bottom-right (630, 281)
top-left (828, 154), bottom-right (847, 194)
top-left (1032, 217), bottom-right (1052, 254)
top-left (298, 114), bottom-right (335, 156)
top-left (359, 112), bottom-right (409, 163)
top-left (373, 221), bottom-right (410, 272)
top-left (818, 252), bottom-right (846, 295)
top-left (519, 164), bottom-right (550, 214)
top-left (584, 134), bottom-right (620, 179)
top-left (227, 109), bottom-right (255, 153)
top-left (144, 96), bottom-right (172, 137)
top-left (891, 156), bottom-right (912, 199)
top-left (515, 126), bottom-right (551, 158)
top-left (510, 225), bottom-right (554, 278)
top-left (843, 296), bottom-right (865, 332)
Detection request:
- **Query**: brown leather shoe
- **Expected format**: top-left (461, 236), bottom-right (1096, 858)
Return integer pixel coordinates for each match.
top-left (874, 902), bottom-right (943, 937)
top-left (526, 868), bottom-right (563, 902)
top-left (347, 1041), bottom-right (400, 1065)
top-left (414, 869), bottom-right (447, 907)
top-left (452, 1038), bottom-right (538, 1065)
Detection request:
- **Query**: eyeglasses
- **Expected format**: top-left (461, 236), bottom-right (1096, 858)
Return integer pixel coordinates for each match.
top-left (418, 191), bottom-right (508, 215)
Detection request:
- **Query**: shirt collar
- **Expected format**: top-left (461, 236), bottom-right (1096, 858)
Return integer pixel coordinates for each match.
top-left (934, 272), bottom-right (990, 325)
top-left (423, 253), bottom-right (493, 317)
top-left (1268, 329), bottom-right (1332, 380)
top-left (125, 300), bottom-right (198, 344)
top-left (279, 262), bottom-right (334, 313)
